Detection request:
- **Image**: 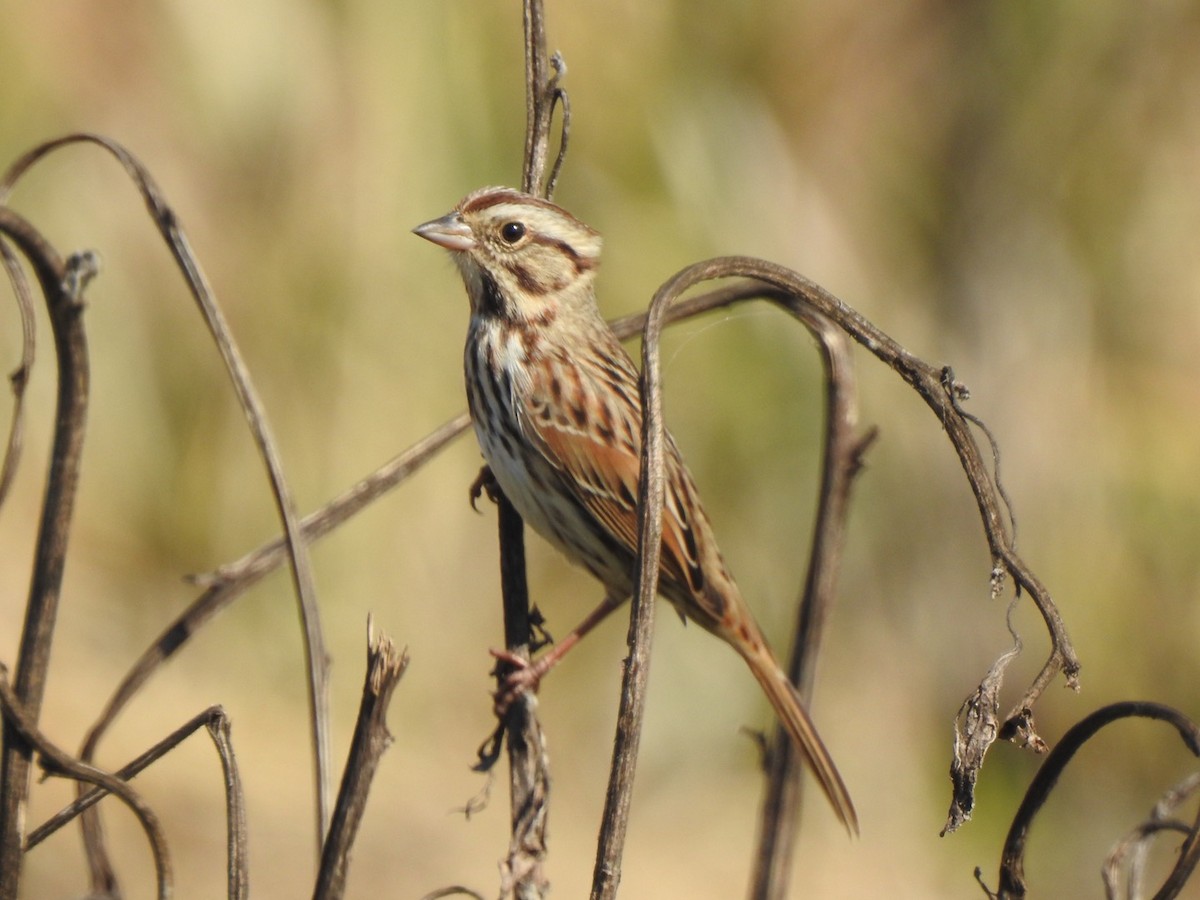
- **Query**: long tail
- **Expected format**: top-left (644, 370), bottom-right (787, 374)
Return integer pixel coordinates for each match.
top-left (741, 641), bottom-right (858, 835)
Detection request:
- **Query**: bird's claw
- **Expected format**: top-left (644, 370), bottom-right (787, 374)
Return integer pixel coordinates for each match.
top-left (469, 465), bottom-right (500, 512)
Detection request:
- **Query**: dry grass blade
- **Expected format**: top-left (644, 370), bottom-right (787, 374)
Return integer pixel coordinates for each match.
top-left (1, 132), bottom-right (334, 855)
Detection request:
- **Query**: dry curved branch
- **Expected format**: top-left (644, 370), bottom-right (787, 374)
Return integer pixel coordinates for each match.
top-left (0, 666), bottom-right (170, 899)
top-left (656, 259), bottom-right (1079, 720)
top-left (24, 706), bottom-right (247, 900)
top-left (1158, 785), bottom-right (1200, 900)
top-left (1, 133), bottom-right (333, 858)
top-left (991, 702), bottom-right (1200, 899)
top-left (594, 280), bottom-right (855, 896)
top-left (1104, 772), bottom-right (1200, 900)
top-left (591, 254), bottom-right (1083, 891)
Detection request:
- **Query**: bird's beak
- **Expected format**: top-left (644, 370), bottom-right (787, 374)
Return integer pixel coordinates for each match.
top-left (412, 212), bottom-right (476, 252)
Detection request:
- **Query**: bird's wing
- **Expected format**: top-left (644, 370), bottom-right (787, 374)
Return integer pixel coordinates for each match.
top-left (522, 340), bottom-right (719, 620)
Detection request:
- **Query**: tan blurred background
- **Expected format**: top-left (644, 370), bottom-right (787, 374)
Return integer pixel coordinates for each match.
top-left (2, 0), bottom-right (1199, 896)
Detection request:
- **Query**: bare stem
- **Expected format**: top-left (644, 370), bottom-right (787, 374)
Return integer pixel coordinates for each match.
top-left (589, 251), bottom-right (671, 900)
top-left (749, 310), bottom-right (870, 898)
top-left (0, 209), bottom-right (90, 900)
top-left (313, 625), bottom-right (409, 900)
top-left (495, 494), bottom-right (551, 900)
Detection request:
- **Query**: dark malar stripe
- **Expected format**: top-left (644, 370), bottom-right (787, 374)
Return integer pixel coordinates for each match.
top-left (479, 272), bottom-right (506, 318)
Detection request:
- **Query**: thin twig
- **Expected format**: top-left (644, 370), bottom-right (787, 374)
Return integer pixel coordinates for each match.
top-left (0, 209), bottom-right (91, 900)
top-left (208, 711), bottom-right (250, 900)
top-left (542, 55), bottom-right (570, 201)
top-left (313, 622), bottom-right (409, 900)
top-left (29, 706), bottom-right (230, 843)
top-left (521, 0), bottom-right (552, 197)
top-left (485, 5), bottom-right (560, 897)
top-left (0, 233), bottom-right (36, 512)
top-left (1103, 772), bottom-right (1200, 900)
top-left (23, 705), bottom-right (247, 899)
top-left (1155, 781), bottom-right (1200, 900)
top-left (79, 413), bottom-right (467, 773)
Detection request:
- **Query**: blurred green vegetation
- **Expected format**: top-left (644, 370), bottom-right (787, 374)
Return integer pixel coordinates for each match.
top-left (2, 1), bottom-right (1198, 896)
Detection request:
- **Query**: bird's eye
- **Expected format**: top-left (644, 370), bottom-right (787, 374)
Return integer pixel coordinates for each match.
top-left (500, 221), bottom-right (526, 244)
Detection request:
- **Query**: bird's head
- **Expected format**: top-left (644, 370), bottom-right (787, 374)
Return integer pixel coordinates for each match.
top-left (414, 187), bottom-right (603, 325)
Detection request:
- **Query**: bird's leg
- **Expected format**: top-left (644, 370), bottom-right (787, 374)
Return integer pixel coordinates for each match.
top-left (492, 590), bottom-right (625, 713)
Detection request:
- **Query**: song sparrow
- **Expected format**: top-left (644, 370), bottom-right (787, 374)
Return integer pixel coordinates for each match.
top-left (414, 187), bottom-right (857, 833)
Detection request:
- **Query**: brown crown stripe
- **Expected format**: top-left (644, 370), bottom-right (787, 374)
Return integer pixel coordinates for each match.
top-left (460, 188), bottom-right (578, 222)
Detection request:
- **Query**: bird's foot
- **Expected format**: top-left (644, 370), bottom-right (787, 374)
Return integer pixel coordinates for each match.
top-left (489, 648), bottom-right (547, 717)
